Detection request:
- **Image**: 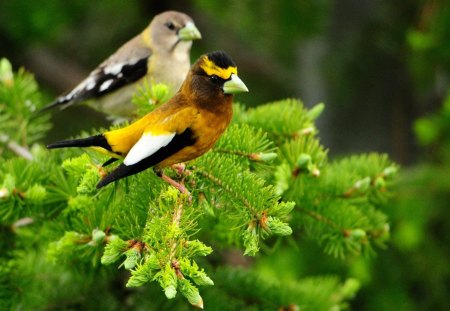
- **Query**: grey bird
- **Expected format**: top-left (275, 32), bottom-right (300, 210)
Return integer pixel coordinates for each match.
top-left (42, 11), bottom-right (201, 118)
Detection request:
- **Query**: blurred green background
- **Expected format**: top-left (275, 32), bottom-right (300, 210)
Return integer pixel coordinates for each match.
top-left (1, 0), bottom-right (449, 310)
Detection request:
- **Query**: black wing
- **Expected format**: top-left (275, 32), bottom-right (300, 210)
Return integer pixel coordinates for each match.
top-left (41, 57), bottom-right (149, 111)
top-left (96, 129), bottom-right (196, 189)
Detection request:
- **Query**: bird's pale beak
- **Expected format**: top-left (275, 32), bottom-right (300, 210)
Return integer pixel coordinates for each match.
top-left (178, 22), bottom-right (202, 41)
top-left (223, 74), bottom-right (249, 94)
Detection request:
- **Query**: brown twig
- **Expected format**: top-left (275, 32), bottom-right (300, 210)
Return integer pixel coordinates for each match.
top-left (0, 134), bottom-right (33, 160)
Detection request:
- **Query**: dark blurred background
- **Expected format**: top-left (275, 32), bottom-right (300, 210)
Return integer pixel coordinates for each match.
top-left (1, 0), bottom-right (448, 165)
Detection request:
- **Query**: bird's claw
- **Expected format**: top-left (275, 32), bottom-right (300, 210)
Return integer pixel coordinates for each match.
top-left (171, 163), bottom-right (187, 175)
top-left (160, 172), bottom-right (192, 203)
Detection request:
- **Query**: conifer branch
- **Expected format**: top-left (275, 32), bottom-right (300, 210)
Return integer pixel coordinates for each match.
top-left (213, 148), bottom-right (277, 163)
top-left (169, 201), bottom-right (184, 261)
top-left (0, 58), bottom-right (399, 308)
top-left (296, 206), bottom-right (343, 232)
top-left (194, 167), bottom-right (256, 215)
top-left (213, 148), bottom-right (256, 159)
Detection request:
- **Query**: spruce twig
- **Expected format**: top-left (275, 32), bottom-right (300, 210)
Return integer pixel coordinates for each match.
top-left (169, 201), bottom-right (184, 261)
top-left (194, 168), bottom-right (257, 216)
top-left (297, 206), bottom-right (344, 232)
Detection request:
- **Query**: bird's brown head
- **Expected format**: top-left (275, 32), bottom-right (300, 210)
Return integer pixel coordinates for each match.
top-left (186, 51), bottom-right (249, 108)
top-left (147, 11), bottom-right (201, 53)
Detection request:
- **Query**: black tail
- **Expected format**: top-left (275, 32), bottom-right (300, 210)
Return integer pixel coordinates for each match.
top-left (97, 163), bottom-right (134, 189)
top-left (47, 134), bottom-right (112, 151)
top-left (96, 155), bottom-right (159, 189)
top-left (102, 158), bottom-right (119, 167)
top-left (37, 100), bottom-right (63, 114)
top-left (37, 94), bottom-right (77, 114)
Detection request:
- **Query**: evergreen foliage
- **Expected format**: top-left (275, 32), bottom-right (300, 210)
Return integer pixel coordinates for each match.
top-left (0, 59), bottom-right (50, 159)
top-left (0, 59), bottom-right (398, 310)
top-left (355, 91), bottom-right (450, 311)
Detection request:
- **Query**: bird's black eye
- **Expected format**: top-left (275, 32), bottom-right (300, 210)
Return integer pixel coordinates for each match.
top-left (165, 22), bottom-right (176, 31)
top-left (210, 75), bottom-right (220, 84)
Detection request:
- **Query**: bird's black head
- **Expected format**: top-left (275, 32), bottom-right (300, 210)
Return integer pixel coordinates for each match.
top-left (205, 51), bottom-right (236, 70)
top-left (190, 50), bottom-right (247, 97)
top-left (193, 51), bottom-right (238, 82)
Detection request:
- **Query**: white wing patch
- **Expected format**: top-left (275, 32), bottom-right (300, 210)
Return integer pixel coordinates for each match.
top-left (85, 77), bottom-right (97, 90)
top-left (103, 59), bottom-right (138, 75)
top-left (99, 79), bottom-right (114, 92)
top-left (124, 132), bottom-right (176, 166)
top-left (104, 63), bottom-right (124, 75)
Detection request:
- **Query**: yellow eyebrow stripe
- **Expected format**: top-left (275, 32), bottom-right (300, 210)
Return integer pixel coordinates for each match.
top-left (200, 57), bottom-right (237, 80)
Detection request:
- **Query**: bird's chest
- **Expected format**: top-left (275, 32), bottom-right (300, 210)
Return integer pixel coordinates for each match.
top-left (148, 50), bottom-right (190, 91)
top-left (157, 105), bottom-right (232, 168)
top-left (191, 107), bottom-right (232, 154)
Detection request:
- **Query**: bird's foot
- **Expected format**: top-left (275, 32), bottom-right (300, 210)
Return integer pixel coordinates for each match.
top-left (159, 172), bottom-right (192, 202)
top-left (170, 163), bottom-right (189, 175)
top-left (160, 172), bottom-right (188, 193)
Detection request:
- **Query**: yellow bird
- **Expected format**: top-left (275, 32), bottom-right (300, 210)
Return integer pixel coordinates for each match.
top-left (42, 11), bottom-right (201, 118)
top-left (47, 51), bottom-right (248, 190)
